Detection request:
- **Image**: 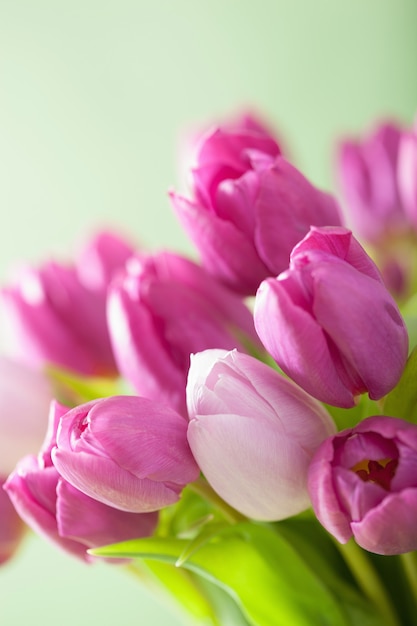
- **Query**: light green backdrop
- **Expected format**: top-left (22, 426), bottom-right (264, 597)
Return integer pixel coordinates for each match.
top-left (1, 1), bottom-right (416, 625)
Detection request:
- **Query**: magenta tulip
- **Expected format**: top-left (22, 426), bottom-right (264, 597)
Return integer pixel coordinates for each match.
top-left (0, 229), bottom-right (135, 377)
top-left (337, 121), bottom-right (408, 242)
top-left (75, 228), bottom-right (136, 292)
top-left (186, 349), bottom-right (335, 521)
top-left (171, 113), bottom-right (342, 294)
top-left (107, 252), bottom-right (261, 415)
top-left (254, 226), bottom-right (408, 408)
top-left (308, 415), bottom-right (417, 555)
top-left (4, 402), bottom-right (158, 561)
top-left (52, 395), bottom-right (200, 513)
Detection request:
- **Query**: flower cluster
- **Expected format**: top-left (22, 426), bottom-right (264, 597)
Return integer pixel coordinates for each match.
top-left (1, 110), bottom-right (417, 625)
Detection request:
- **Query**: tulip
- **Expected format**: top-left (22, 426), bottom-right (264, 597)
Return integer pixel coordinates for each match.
top-left (398, 126), bottom-right (417, 229)
top-left (308, 415), bottom-right (417, 555)
top-left (0, 479), bottom-right (25, 565)
top-left (51, 395), bottom-right (200, 513)
top-left (107, 252), bottom-right (262, 415)
top-left (186, 349), bottom-right (336, 521)
top-left (0, 229), bottom-right (134, 377)
top-left (4, 402), bottom-right (158, 561)
top-left (75, 228), bottom-right (136, 292)
top-left (171, 113), bottom-right (342, 295)
top-left (0, 356), bottom-right (53, 476)
top-left (336, 121), bottom-right (407, 242)
top-left (254, 226), bottom-right (408, 408)
top-left (187, 111), bottom-right (282, 208)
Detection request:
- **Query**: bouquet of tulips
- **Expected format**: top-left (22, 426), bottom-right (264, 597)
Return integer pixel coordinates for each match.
top-left (1, 111), bottom-right (417, 626)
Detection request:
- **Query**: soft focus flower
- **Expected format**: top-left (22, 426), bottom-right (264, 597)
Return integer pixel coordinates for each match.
top-left (186, 349), bottom-right (336, 521)
top-left (308, 415), bottom-right (417, 555)
top-left (4, 402), bottom-right (158, 561)
top-left (337, 121), bottom-right (407, 242)
top-left (107, 252), bottom-right (262, 415)
top-left (0, 356), bottom-right (53, 476)
top-left (0, 479), bottom-right (25, 565)
top-left (52, 395), bottom-right (200, 513)
top-left (171, 113), bottom-right (342, 295)
top-left (0, 230), bottom-right (135, 377)
top-left (75, 228), bottom-right (136, 292)
top-left (337, 120), bottom-right (417, 298)
top-left (254, 226), bottom-right (408, 408)
top-left (398, 123), bottom-right (417, 229)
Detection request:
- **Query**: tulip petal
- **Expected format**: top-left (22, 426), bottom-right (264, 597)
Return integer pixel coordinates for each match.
top-left (188, 412), bottom-right (311, 521)
top-left (352, 489), bottom-right (417, 555)
top-left (170, 192), bottom-right (269, 294)
top-left (52, 448), bottom-right (180, 513)
top-left (255, 278), bottom-right (355, 407)
top-left (311, 261), bottom-right (408, 399)
top-left (56, 479), bottom-right (158, 547)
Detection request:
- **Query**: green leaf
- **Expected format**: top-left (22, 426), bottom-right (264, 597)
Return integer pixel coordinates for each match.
top-left (383, 346), bottom-right (417, 423)
top-left (128, 559), bottom-right (224, 625)
top-left (92, 523), bottom-right (386, 626)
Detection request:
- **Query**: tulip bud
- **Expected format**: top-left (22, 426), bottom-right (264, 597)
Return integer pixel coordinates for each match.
top-left (107, 252), bottom-right (261, 415)
top-left (336, 121), bottom-right (407, 242)
top-left (308, 415), bottom-right (417, 555)
top-left (186, 349), bottom-right (336, 521)
top-left (254, 226), bottom-right (408, 408)
top-left (0, 229), bottom-right (134, 377)
top-left (52, 395), bottom-right (200, 513)
top-left (4, 402), bottom-right (158, 561)
top-left (171, 112), bottom-right (342, 295)
top-left (75, 228), bottom-right (136, 292)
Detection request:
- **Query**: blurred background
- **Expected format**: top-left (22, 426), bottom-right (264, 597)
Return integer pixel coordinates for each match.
top-left (1, 1), bottom-right (416, 624)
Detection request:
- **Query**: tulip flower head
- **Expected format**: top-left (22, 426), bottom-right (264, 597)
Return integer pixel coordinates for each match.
top-left (186, 349), bottom-right (336, 521)
top-left (5, 401), bottom-right (158, 561)
top-left (171, 112), bottom-right (342, 295)
top-left (107, 251), bottom-right (261, 415)
top-left (308, 415), bottom-right (417, 555)
top-left (52, 395), bottom-right (200, 513)
top-left (254, 226), bottom-right (409, 408)
top-left (0, 229), bottom-right (135, 377)
top-left (337, 121), bottom-right (407, 242)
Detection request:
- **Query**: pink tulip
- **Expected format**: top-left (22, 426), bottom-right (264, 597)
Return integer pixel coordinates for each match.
top-left (337, 121), bottom-right (408, 242)
top-left (107, 252), bottom-right (261, 415)
top-left (308, 415), bottom-right (417, 555)
top-left (4, 402), bottom-right (158, 561)
top-left (186, 349), bottom-right (335, 521)
top-left (171, 113), bottom-right (342, 295)
top-left (254, 226), bottom-right (408, 408)
top-left (75, 228), bottom-right (136, 292)
top-left (52, 395), bottom-right (200, 513)
top-left (0, 479), bottom-right (25, 565)
top-left (0, 229), bottom-right (134, 377)
top-left (398, 126), bottom-right (417, 228)
top-left (0, 357), bottom-right (53, 476)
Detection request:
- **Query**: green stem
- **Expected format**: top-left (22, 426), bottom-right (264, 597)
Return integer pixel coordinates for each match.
top-left (187, 476), bottom-right (247, 524)
top-left (399, 551), bottom-right (417, 609)
top-left (335, 539), bottom-right (400, 626)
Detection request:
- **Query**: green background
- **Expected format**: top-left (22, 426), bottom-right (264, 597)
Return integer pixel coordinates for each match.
top-left (0, 1), bottom-right (416, 624)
